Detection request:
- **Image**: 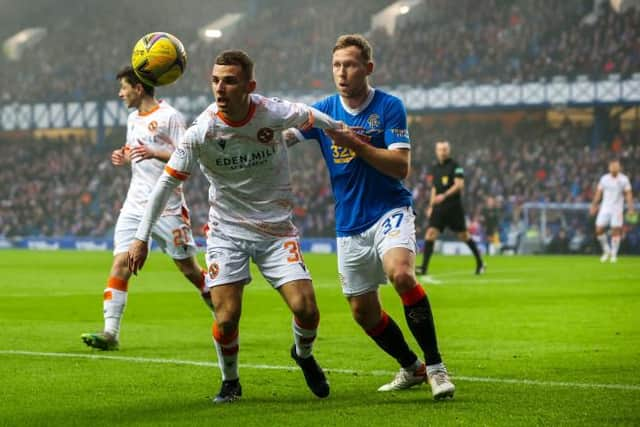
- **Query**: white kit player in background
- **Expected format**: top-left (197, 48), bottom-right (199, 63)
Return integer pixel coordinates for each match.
top-left (81, 66), bottom-right (210, 352)
top-left (127, 50), bottom-right (342, 403)
top-left (590, 159), bottom-right (635, 263)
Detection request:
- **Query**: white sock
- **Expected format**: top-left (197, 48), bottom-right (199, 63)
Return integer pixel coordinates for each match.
top-left (103, 288), bottom-right (127, 338)
top-left (292, 317), bottom-right (317, 359)
top-left (426, 362), bottom-right (446, 376)
top-left (597, 234), bottom-right (610, 254)
top-left (213, 323), bottom-right (239, 381)
top-left (611, 236), bottom-right (621, 257)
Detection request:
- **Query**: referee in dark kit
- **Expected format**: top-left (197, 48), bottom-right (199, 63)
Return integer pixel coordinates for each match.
top-left (416, 141), bottom-right (485, 276)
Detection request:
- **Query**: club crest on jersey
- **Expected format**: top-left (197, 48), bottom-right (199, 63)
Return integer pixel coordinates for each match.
top-left (148, 120), bottom-right (158, 133)
top-left (367, 113), bottom-right (380, 129)
top-left (442, 176), bottom-right (449, 185)
top-left (257, 127), bottom-right (275, 144)
top-left (208, 262), bottom-right (220, 280)
top-left (217, 139), bottom-right (226, 150)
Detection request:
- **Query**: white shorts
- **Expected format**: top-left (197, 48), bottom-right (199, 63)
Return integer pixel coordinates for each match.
top-left (337, 206), bottom-right (417, 297)
top-left (204, 230), bottom-right (311, 289)
top-left (113, 211), bottom-right (197, 260)
top-left (596, 209), bottom-right (624, 228)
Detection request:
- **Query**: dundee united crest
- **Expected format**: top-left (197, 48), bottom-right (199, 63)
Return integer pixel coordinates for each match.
top-left (208, 262), bottom-right (220, 280)
top-left (257, 127), bottom-right (275, 144)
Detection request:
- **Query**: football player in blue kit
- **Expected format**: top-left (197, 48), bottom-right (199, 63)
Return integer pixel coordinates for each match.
top-left (288, 34), bottom-right (454, 399)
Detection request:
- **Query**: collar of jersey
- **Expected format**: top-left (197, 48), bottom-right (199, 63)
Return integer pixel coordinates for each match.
top-left (216, 101), bottom-right (257, 127)
top-left (137, 100), bottom-right (162, 117)
top-left (339, 88), bottom-right (376, 116)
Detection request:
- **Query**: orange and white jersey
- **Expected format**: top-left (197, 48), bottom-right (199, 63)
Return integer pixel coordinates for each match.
top-left (598, 172), bottom-right (631, 212)
top-left (164, 94), bottom-right (319, 240)
top-left (122, 100), bottom-right (186, 217)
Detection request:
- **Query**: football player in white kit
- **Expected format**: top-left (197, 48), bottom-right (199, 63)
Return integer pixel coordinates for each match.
top-left (81, 67), bottom-right (210, 351)
top-left (127, 51), bottom-right (342, 403)
top-left (590, 159), bottom-right (635, 263)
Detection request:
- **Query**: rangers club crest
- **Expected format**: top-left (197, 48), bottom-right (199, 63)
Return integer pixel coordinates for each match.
top-left (147, 120), bottom-right (158, 133)
top-left (257, 127), bottom-right (275, 144)
top-left (367, 113), bottom-right (380, 129)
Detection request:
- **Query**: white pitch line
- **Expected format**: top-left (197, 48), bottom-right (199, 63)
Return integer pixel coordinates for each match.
top-left (2, 350), bottom-right (639, 392)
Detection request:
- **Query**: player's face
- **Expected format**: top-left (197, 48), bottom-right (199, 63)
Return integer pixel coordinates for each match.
top-left (118, 79), bottom-right (142, 109)
top-left (435, 142), bottom-right (450, 162)
top-left (211, 64), bottom-right (256, 118)
top-left (609, 161), bottom-right (620, 175)
top-left (332, 46), bottom-right (373, 98)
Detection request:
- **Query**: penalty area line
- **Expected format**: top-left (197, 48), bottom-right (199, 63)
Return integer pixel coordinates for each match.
top-left (1, 350), bottom-right (639, 392)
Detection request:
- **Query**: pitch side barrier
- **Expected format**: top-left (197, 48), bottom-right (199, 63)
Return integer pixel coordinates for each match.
top-left (0, 237), bottom-right (337, 254)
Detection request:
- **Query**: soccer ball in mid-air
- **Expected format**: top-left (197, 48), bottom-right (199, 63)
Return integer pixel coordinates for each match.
top-left (131, 32), bottom-right (187, 86)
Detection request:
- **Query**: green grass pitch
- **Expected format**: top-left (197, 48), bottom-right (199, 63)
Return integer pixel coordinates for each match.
top-left (0, 250), bottom-right (639, 426)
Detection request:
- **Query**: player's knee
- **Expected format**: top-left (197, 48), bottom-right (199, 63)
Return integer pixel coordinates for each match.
top-left (291, 296), bottom-right (319, 324)
top-left (426, 228), bottom-right (438, 240)
top-left (390, 270), bottom-right (415, 293)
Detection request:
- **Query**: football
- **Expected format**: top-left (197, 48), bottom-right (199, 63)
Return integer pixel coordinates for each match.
top-left (131, 32), bottom-right (187, 86)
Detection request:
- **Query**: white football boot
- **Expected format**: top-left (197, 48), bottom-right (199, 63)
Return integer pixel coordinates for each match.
top-left (428, 368), bottom-right (455, 400)
top-left (378, 362), bottom-right (426, 391)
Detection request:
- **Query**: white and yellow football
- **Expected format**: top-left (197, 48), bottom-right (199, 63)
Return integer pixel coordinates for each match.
top-left (131, 32), bottom-right (187, 87)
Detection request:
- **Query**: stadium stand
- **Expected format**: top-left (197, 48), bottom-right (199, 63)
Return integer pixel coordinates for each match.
top-left (2, 122), bottom-right (638, 252)
top-left (0, 0), bottom-right (638, 102)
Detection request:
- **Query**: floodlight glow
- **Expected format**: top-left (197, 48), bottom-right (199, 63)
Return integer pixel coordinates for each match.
top-left (204, 29), bottom-right (222, 38)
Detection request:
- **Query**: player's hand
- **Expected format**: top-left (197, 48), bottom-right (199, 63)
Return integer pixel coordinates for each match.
top-left (128, 239), bottom-right (149, 275)
top-left (589, 205), bottom-right (598, 216)
top-left (130, 141), bottom-right (157, 163)
top-left (325, 126), bottom-right (366, 150)
top-left (111, 148), bottom-right (126, 166)
top-left (433, 194), bottom-right (446, 205)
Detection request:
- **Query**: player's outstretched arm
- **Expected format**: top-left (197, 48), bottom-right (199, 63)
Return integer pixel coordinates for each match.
top-left (128, 134), bottom-right (197, 274)
top-left (325, 127), bottom-right (410, 180)
top-left (127, 171), bottom-right (181, 274)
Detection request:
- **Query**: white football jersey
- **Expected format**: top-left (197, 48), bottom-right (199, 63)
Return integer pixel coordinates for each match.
top-left (122, 100), bottom-right (186, 217)
top-left (165, 94), bottom-right (315, 239)
top-left (597, 172), bottom-right (631, 212)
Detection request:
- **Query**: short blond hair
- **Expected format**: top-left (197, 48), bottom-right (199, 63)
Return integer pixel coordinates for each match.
top-left (333, 34), bottom-right (373, 63)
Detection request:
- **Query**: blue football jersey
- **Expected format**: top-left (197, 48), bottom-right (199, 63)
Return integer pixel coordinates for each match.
top-left (298, 89), bottom-right (413, 236)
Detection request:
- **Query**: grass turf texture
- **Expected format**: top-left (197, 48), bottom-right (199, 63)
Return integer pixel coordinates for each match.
top-left (0, 250), bottom-right (639, 426)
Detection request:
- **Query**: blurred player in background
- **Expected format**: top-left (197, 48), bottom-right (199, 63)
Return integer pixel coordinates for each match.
top-left (590, 159), bottom-right (635, 263)
top-left (417, 141), bottom-right (485, 277)
top-left (81, 67), bottom-right (210, 351)
top-left (128, 50), bottom-right (343, 403)
top-left (287, 34), bottom-right (455, 400)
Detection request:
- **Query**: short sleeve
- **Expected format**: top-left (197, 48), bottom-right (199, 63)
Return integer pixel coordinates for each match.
top-left (454, 162), bottom-right (465, 178)
top-left (623, 176), bottom-right (631, 191)
top-left (384, 97), bottom-right (410, 150)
